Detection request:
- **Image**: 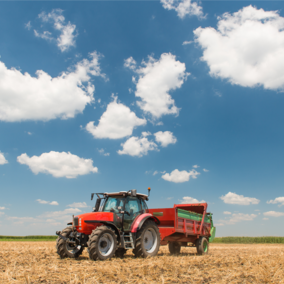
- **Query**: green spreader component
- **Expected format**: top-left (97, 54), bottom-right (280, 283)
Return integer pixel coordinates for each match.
top-left (209, 226), bottom-right (216, 242)
top-left (177, 209), bottom-right (211, 223)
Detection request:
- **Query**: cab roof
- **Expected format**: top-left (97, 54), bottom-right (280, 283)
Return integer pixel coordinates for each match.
top-left (105, 191), bottom-right (148, 200)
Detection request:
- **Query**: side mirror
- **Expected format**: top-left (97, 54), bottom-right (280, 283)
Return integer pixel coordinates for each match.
top-left (131, 189), bottom-right (137, 197)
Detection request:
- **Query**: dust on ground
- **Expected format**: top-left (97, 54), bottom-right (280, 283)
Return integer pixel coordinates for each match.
top-left (0, 242), bottom-right (283, 283)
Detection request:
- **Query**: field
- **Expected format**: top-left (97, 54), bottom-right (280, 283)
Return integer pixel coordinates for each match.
top-left (0, 242), bottom-right (283, 283)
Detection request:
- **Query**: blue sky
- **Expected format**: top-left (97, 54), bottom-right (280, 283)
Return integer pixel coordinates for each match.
top-left (1, 0), bottom-right (284, 237)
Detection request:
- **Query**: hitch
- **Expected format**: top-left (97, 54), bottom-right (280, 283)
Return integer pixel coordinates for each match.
top-left (56, 231), bottom-right (76, 245)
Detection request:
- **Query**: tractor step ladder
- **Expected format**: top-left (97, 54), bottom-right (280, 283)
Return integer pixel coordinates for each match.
top-left (123, 232), bottom-right (134, 249)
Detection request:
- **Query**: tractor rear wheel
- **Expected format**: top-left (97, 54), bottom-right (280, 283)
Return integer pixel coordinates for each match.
top-left (168, 242), bottom-right (181, 255)
top-left (115, 248), bottom-right (127, 258)
top-left (56, 227), bottom-right (84, 259)
top-left (87, 225), bottom-right (118, 261)
top-left (133, 220), bottom-right (160, 258)
top-left (196, 237), bottom-right (209, 255)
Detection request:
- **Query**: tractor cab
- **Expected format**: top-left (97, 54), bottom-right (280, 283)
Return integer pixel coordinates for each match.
top-left (92, 190), bottom-right (149, 231)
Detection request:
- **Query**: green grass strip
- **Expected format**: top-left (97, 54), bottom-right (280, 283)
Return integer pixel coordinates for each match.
top-left (212, 237), bottom-right (284, 244)
top-left (0, 235), bottom-right (57, 241)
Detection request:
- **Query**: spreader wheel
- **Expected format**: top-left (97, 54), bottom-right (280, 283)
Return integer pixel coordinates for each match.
top-left (115, 248), bottom-right (127, 258)
top-left (168, 242), bottom-right (181, 255)
top-left (87, 225), bottom-right (118, 261)
top-left (133, 220), bottom-right (160, 258)
top-left (56, 227), bottom-right (84, 259)
top-left (196, 237), bottom-right (209, 255)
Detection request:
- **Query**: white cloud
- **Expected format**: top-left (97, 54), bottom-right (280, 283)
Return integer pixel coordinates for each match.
top-left (263, 211), bottom-right (284, 217)
top-left (0, 52), bottom-right (104, 122)
top-left (203, 168), bottom-right (209, 172)
top-left (118, 135), bottom-right (158, 157)
top-left (162, 169), bottom-right (200, 183)
top-left (223, 211), bottom-right (232, 215)
top-left (192, 165), bottom-right (199, 168)
top-left (220, 192), bottom-right (260, 205)
top-left (17, 151), bottom-right (98, 178)
top-left (182, 40), bottom-right (193, 45)
top-left (267, 197), bottom-right (284, 207)
top-left (36, 9), bottom-right (77, 52)
top-left (98, 148), bottom-right (110, 156)
top-left (180, 196), bottom-right (205, 204)
top-left (0, 152), bottom-right (8, 165)
top-left (194, 5), bottom-right (284, 90)
top-left (161, 0), bottom-right (204, 19)
top-left (215, 223), bottom-right (224, 226)
top-left (0, 207), bottom-right (6, 210)
top-left (39, 208), bottom-right (82, 220)
top-left (67, 202), bottom-right (88, 208)
top-left (25, 21), bottom-right (32, 30)
top-left (36, 199), bottom-right (59, 205)
top-left (167, 197), bottom-right (173, 200)
top-left (263, 217), bottom-right (269, 220)
top-left (154, 131), bottom-right (177, 147)
top-left (228, 213), bottom-right (257, 224)
top-left (124, 57), bottom-right (137, 70)
top-left (86, 96), bottom-right (146, 139)
top-left (127, 53), bottom-right (188, 119)
top-left (153, 171), bottom-right (159, 176)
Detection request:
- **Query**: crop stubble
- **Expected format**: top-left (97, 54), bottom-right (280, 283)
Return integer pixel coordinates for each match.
top-left (0, 242), bottom-right (283, 283)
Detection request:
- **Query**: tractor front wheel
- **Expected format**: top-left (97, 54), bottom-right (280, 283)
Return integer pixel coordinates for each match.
top-left (87, 226), bottom-right (118, 261)
top-left (56, 227), bottom-right (84, 259)
top-left (196, 237), bottom-right (209, 255)
top-left (168, 242), bottom-right (181, 255)
top-left (133, 220), bottom-right (160, 258)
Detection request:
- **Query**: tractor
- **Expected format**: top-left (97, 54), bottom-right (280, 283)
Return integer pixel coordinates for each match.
top-left (56, 188), bottom-right (160, 260)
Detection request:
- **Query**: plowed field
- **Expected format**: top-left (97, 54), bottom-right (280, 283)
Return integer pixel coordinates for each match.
top-left (0, 242), bottom-right (283, 283)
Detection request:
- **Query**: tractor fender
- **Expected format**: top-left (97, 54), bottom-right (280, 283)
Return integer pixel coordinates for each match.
top-left (130, 213), bottom-right (160, 233)
top-left (84, 220), bottom-right (120, 241)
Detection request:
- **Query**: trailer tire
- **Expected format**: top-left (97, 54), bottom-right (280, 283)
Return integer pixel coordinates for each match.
top-left (196, 237), bottom-right (209, 255)
top-left (133, 220), bottom-right (160, 258)
top-left (115, 248), bottom-right (127, 258)
top-left (168, 242), bottom-right (181, 255)
top-left (87, 225), bottom-right (118, 261)
top-left (56, 227), bottom-right (84, 259)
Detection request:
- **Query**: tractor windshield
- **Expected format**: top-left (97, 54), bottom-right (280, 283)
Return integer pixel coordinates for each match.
top-left (103, 197), bottom-right (124, 213)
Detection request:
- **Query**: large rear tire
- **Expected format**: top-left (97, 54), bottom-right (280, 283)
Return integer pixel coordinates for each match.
top-left (168, 242), bottom-right (181, 255)
top-left (196, 237), bottom-right (209, 255)
top-left (87, 226), bottom-right (118, 261)
top-left (56, 227), bottom-right (84, 259)
top-left (133, 220), bottom-right (160, 258)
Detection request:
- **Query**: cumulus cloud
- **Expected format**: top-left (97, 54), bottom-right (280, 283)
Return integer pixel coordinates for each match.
top-left (17, 151), bottom-right (98, 178)
top-left (39, 208), bottom-right (81, 219)
top-left (124, 57), bottom-right (137, 70)
top-left (117, 135), bottom-right (158, 157)
top-left (36, 199), bottom-right (59, 205)
top-left (67, 202), bottom-right (88, 208)
top-left (263, 211), bottom-right (284, 217)
top-left (0, 207), bottom-right (6, 210)
top-left (36, 9), bottom-right (77, 52)
top-left (86, 96), bottom-right (146, 139)
top-left (267, 197), bottom-right (284, 207)
top-left (161, 0), bottom-right (204, 19)
top-left (162, 169), bottom-right (200, 183)
top-left (154, 131), bottom-right (177, 147)
top-left (0, 52), bottom-right (104, 122)
top-left (203, 168), bottom-right (209, 172)
top-left (192, 165), bottom-right (199, 168)
top-left (0, 152), bottom-right (8, 165)
top-left (223, 211), bottom-right (232, 215)
top-left (126, 53), bottom-right (188, 119)
top-left (194, 5), bottom-right (284, 90)
top-left (180, 196), bottom-right (205, 204)
top-left (220, 192), bottom-right (260, 205)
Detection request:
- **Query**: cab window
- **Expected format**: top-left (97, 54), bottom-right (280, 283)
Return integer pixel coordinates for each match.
top-left (141, 199), bottom-right (148, 213)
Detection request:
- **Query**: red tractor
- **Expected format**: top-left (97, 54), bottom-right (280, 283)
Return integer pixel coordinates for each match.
top-left (56, 188), bottom-right (161, 260)
top-left (56, 188), bottom-right (215, 260)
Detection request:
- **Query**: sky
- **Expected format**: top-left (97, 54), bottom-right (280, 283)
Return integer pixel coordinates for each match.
top-left (1, 0), bottom-right (284, 237)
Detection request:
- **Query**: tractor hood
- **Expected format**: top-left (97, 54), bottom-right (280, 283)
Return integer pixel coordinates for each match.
top-left (76, 212), bottom-right (114, 223)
